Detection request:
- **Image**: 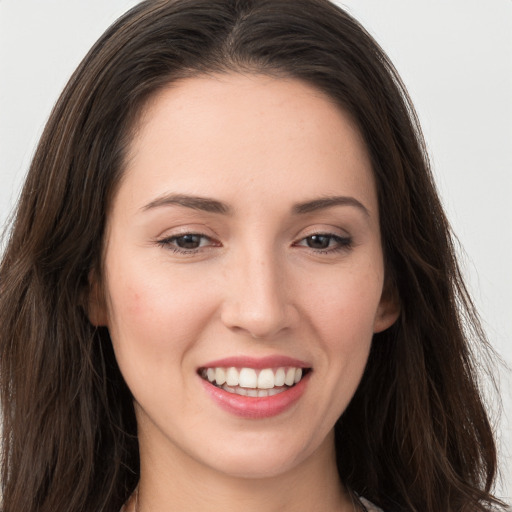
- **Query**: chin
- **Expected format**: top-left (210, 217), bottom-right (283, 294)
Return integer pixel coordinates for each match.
top-left (192, 432), bottom-right (323, 480)
top-left (209, 452), bottom-right (304, 480)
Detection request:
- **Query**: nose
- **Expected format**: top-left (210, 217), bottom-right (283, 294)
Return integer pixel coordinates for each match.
top-left (220, 248), bottom-right (299, 339)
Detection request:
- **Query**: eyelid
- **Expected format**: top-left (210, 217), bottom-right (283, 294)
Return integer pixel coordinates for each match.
top-left (295, 233), bottom-right (352, 247)
top-left (154, 222), bottom-right (218, 238)
top-left (154, 227), bottom-right (221, 255)
top-left (292, 226), bottom-right (354, 254)
top-left (293, 223), bottom-right (351, 240)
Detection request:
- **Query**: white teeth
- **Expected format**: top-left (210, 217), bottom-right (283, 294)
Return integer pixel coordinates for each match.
top-left (257, 368), bottom-right (275, 389)
top-left (284, 368), bottom-right (296, 386)
top-left (226, 367), bottom-right (239, 386)
top-left (274, 367), bottom-right (285, 386)
top-left (206, 368), bottom-right (216, 382)
top-left (218, 383), bottom-right (290, 397)
top-left (239, 368), bottom-right (258, 388)
top-left (215, 367), bottom-right (226, 385)
top-left (203, 365), bottom-right (308, 395)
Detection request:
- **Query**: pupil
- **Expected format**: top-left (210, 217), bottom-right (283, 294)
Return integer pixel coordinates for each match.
top-left (177, 234), bottom-right (201, 249)
top-left (308, 235), bottom-right (330, 249)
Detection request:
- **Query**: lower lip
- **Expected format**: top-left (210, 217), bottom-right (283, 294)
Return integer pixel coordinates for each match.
top-left (200, 373), bottom-right (310, 419)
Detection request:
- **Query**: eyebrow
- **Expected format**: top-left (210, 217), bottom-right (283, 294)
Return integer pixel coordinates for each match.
top-left (293, 196), bottom-right (369, 216)
top-left (141, 194), bottom-right (231, 215)
top-left (141, 193), bottom-right (369, 216)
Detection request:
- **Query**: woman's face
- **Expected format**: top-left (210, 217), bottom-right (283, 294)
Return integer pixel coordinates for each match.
top-left (91, 73), bottom-right (398, 479)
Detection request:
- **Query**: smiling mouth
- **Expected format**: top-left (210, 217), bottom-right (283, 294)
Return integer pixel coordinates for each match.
top-left (199, 366), bottom-right (311, 397)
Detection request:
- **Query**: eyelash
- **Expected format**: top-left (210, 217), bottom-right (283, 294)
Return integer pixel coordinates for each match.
top-left (156, 233), bottom-right (218, 255)
top-left (156, 232), bottom-right (353, 256)
top-left (294, 233), bottom-right (353, 254)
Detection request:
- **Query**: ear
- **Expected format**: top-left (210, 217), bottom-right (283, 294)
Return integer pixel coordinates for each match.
top-left (86, 270), bottom-right (109, 327)
top-left (373, 279), bottom-right (400, 333)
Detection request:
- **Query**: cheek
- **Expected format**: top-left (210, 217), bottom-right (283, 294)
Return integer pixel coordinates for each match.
top-left (302, 259), bottom-right (384, 340)
top-left (298, 259), bottom-right (383, 406)
top-left (103, 253), bottom-right (218, 377)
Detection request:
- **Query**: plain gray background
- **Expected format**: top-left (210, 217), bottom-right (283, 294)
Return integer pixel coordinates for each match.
top-left (1, 0), bottom-right (510, 499)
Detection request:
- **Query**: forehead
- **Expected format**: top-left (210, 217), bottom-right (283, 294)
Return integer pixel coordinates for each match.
top-left (117, 73), bottom-right (377, 218)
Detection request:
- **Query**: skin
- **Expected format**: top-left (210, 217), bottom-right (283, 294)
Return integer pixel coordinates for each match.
top-left (90, 73), bottom-right (399, 512)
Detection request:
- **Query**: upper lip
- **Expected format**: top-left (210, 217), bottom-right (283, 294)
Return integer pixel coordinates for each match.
top-left (199, 355), bottom-right (311, 370)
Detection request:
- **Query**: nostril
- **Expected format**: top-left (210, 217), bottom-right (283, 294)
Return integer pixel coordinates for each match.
top-left (220, 301), bottom-right (299, 340)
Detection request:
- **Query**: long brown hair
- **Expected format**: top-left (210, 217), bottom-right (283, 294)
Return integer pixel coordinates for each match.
top-left (0, 1), bottom-right (506, 511)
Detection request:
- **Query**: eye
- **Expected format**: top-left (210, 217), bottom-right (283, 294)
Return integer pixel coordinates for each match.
top-left (172, 234), bottom-right (206, 249)
top-left (295, 233), bottom-right (352, 253)
top-left (157, 233), bottom-right (218, 253)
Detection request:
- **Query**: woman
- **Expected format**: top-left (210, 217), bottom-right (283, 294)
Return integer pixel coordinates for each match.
top-left (0, 1), bottom-right (507, 511)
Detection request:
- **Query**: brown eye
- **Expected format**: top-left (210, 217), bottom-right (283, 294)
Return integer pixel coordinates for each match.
top-left (295, 233), bottom-right (353, 253)
top-left (157, 233), bottom-right (217, 253)
top-left (174, 234), bottom-right (203, 249)
top-left (306, 235), bottom-right (332, 249)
